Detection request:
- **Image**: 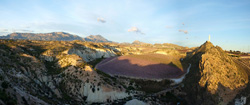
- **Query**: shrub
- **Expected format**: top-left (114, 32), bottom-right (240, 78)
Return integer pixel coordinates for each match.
top-left (1, 81), bottom-right (9, 89)
top-left (92, 88), bottom-right (95, 93)
top-left (0, 90), bottom-right (17, 105)
top-left (0, 75), bottom-right (3, 80)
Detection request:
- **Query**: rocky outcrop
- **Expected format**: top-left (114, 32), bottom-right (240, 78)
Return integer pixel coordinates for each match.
top-left (40, 49), bottom-right (55, 62)
top-left (57, 54), bottom-right (84, 68)
top-left (199, 46), bottom-right (248, 93)
top-left (67, 47), bottom-right (116, 62)
top-left (183, 41), bottom-right (248, 105)
top-left (60, 66), bottom-right (129, 103)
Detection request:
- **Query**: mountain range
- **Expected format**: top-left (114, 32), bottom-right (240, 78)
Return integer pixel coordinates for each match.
top-left (0, 32), bottom-right (112, 43)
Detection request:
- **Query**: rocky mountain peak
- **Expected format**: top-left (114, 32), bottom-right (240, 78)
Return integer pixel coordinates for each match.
top-left (87, 35), bottom-right (103, 38)
top-left (132, 40), bottom-right (146, 45)
top-left (51, 32), bottom-right (68, 34)
top-left (83, 35), bottom-right (111, 42)
top-left (195, 41), bottom-right (215, 53)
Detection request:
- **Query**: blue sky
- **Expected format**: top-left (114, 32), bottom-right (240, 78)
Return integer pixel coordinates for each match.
top-left (0, 0), bottom-right (250, 52)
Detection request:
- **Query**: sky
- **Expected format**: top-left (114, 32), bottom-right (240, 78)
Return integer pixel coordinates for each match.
top-left (0, 0), bottom-right (250, 52)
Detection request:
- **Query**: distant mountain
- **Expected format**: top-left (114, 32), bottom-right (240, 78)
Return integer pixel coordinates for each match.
top-left (0, 32), bottom-right (113, 43)
top-left (0, 32), bottom-right (83, 41)
top-left (132, 40), bottom-right (149, 45)
top-left (120, 42), bottom-right (131, 45)
top-left (183, 41), bottom-right (248, 105)
top-left (83, 35), bottom-right (112, 43)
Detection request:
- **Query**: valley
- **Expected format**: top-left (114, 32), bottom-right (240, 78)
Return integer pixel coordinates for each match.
top-left (0, 33), bottom-right (249, 105)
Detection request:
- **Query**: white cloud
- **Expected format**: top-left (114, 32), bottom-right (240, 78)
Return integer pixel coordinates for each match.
top-left (166, 26), bottom-right (172, 28)
top-left (97, 18), bottom-right (106, 23)
top-left (128, 27), bottom-right (144, 34)
top-left (179, 29), bottom-right (188, 34)
top-left (0, 29), bottom-right (8, 32)
top-left (0, 28), bottom-right (34, 33)
top-left (19, 29), bottom-right (34, 32)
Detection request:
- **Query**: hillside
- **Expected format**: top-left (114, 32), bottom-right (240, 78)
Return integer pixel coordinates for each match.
top-left (0, 40), bottom-right (134, 104)
top-left (183, 41), bottom-right (248, 105)
top-left (3, 39), bottom-right (243, 105)
top-left (0, 39), bottom-right (195, 105)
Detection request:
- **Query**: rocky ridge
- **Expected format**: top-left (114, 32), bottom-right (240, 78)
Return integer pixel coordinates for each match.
top-left (183, 41), bottom-right (248, 105)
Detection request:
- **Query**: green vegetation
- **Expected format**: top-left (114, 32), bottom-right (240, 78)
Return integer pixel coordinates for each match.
top-left (128, 78), bottom-right (172, 94)
top-left (125, 86), bottom-right (135, 93)
top-left (77, 62), bottom-right (87, 68)
top-left (0, 75), bottom-right (3, 80)
top-left (229, 54), bottom-right (240, 57)
top-left (88, 56), bottom-right (105, 67)
top-left (1, 81), bottom-right (9, 89)
top-left (45, 61), bottom-right (69, 75)
top-left (160, 92), bottom-right (185, 104)
top-left (22, 97), bottom-right (28, 105)
top-left (58, 81), bottom-right (72, 101)
top-left (0, 90), bottom-right (17, 105)
top-left (96, 69), bottom-right (112, 79)
top-left (95, 69), bottom-right (117, 85)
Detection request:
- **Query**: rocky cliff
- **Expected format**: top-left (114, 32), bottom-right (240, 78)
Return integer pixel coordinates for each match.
top-left (67, 46), bottom-right (116, 62)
